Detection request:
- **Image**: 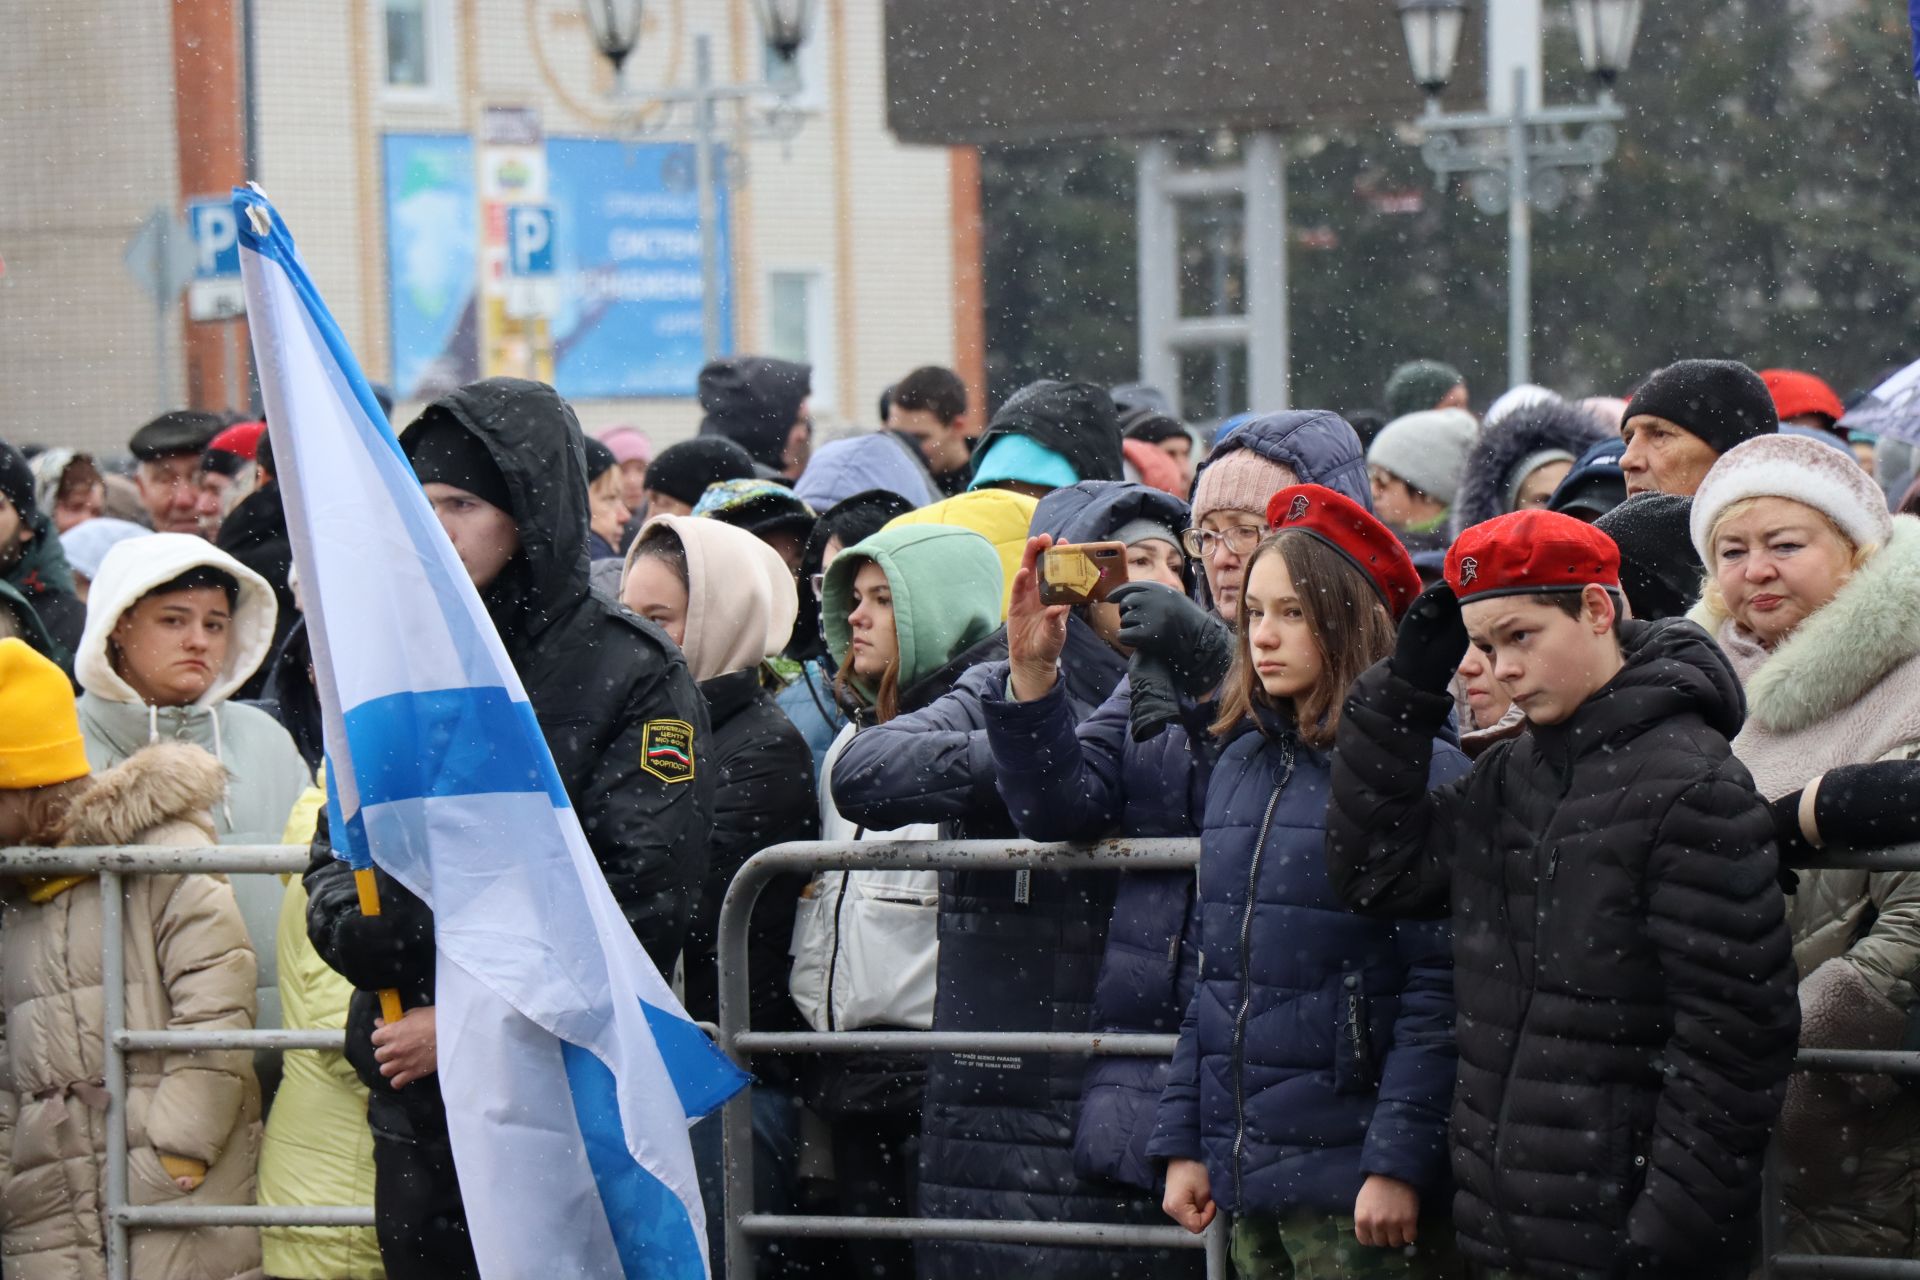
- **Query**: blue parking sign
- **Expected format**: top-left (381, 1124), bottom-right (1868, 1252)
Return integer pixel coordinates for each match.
top-left (507, 204), bottom-right (555, 277)
top-left (187, 199), bottom-right (241, 279)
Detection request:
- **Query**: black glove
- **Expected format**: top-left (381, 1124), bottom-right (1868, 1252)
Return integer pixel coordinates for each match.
top-left (324, 906), bottom-right (434, 992)
top-left (1127, 653), bottom-right (1183, 742)
top-left (1109, 582), bottom-right (1234, 698)
top-left (1387, 582), bottom-right (1469, 694)
top-left (1767, 789), bottom-right (1810, 895)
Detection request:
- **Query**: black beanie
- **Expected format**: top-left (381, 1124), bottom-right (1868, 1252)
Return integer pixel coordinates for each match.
top-left (583, 436), bottom-right (617, 485)
top-left (0, 440), bottom-right (35, 520)
top-left (645, 437), bottom-right (757, 507)
top-left (697, 357), bottom-right (811, 468)
top-left (1623, 359), bottom-right (1777, 457)
top-left (1594, 492), bottom-right (1703, 621)
top-left (404, 414), bottom-right (514, 513)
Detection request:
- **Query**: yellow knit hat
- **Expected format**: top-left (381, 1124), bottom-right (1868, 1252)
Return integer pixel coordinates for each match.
top-left (0, 638), bottom-right (91, 790)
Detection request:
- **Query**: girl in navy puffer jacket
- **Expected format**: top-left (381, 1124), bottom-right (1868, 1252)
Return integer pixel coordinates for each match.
top-left (1151, 486), bottom-right (1467, 1276)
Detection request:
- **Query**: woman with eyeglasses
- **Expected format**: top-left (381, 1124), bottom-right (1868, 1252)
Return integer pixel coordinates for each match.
top-left (977, 411), bottom-right (1378, 1216)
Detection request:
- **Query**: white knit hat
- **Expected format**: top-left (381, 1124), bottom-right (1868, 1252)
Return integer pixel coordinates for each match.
top-left (1689, 433), bottom-right (1893, 564)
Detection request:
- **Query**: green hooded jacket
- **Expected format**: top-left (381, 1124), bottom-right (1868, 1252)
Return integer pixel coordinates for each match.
top-left (822, 524), bottom-right (1003, 706)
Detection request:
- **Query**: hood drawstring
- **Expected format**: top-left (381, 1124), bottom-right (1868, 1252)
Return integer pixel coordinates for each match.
top-left (146, 702), bottom-right (159, 746)
top-left (211, 710), bottom-right (234, 830)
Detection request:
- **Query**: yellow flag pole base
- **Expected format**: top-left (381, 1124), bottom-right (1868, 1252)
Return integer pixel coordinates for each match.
top-left (353, 866), bottom-right (407, 1025)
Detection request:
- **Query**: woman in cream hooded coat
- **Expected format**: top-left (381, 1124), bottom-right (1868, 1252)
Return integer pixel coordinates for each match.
top-left (74, 533), bottom-right (310, 1029)
top-left (0, 637), bottom-right (261, 1280)
top-left (1689, 433), bottom-right (1920, 1259)
top-left (621, 513), bottom-right (817, 1272)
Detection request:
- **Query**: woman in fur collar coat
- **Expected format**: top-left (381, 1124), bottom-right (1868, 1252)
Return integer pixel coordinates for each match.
top-left (1690, 435), bottom-right (1920, 1260)
top-left (0, 638), bottom-right (261, 1280)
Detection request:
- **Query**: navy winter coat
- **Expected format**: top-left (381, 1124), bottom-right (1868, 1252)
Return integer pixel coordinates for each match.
top-left (834, 481), bottom-right (1178, 1280)
top-left (1147, 711), bottom-right (1465, 1216)
top-left (985, 409), bottom-right (1379, 1193)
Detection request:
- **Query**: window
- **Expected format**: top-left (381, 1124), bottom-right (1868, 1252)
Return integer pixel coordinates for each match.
top-left (382, 0), bottom-right (453, 100)
top-left (766, 269), bottom-right (834, 412)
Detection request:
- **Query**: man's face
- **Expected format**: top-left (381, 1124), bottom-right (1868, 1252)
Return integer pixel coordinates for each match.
top-left (1156, 434), bottom-right (1194, 482)
top-left (1460, 589), bottom-right (1624, 727)
top-left (781, 400), bottom-right (814, 480)
top-left (0, 495), bottom-right (29, 573)
top-left (1368, 466), bottom-right (1420, 527)
top-left (195, 471), bottom-right (233, 535)
top-left (136, 454), bottom-right (207, 534)
top-left (1619, 414), bottom-right (1719, 497)
top-left (893, 406), bottom-right (970, 476)
top-left (424, 482), bottom-right (521, 591)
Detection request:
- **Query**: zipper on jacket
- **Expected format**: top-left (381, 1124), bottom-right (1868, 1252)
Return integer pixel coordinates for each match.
top-left (824, 870), bottom-right (854, 1032)
top-left (1228, 738), bottom-right (1293, 1210)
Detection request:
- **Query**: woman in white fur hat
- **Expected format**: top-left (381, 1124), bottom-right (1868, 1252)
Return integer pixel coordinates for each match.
top-left (1689, 432), bottom-right (1920, 1260)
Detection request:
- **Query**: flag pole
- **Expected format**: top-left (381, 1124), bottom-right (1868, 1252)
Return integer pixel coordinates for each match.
top-left (353, 868), bottom-right (406, 1023)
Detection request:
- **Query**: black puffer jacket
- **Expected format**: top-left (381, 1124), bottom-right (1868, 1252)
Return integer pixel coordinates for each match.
top-left (1326, 619), bottom-right (1799, 1279)
top-left (307, 377), bottom-right (714, 1137)
top-left (681, 666), bottom-right (818, 1082)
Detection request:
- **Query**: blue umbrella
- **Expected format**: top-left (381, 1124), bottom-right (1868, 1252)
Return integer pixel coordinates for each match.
top-left (1839, 356), bottom-right (1920, 447)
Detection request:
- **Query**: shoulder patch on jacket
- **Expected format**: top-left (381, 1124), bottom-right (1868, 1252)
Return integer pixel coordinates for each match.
top-left (641, 719), bottom-right (697, 783)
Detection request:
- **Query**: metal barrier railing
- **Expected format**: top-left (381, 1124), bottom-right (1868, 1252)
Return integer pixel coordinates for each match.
top-left (0, 844), bottom-right (369, 1280)
top-left (0, 836), bottom-right (1912, 1280)
top-left (719, 839), bottom-right (1920, 1280)
top-left (717, 838), bottom-right (1232, 1280)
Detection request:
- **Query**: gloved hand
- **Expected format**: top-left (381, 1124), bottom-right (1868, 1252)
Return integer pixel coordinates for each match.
top-left (324, 908), bottom-right (431, 992)
top-left (1388, 582), bottom-right (1470, 694)
top-left (1767, 789), bottom-right (1810, 895)
top-left (1109, 582), bottom-right (1234, 698)
top-left (1127, 654), bottom-right (1183, 742)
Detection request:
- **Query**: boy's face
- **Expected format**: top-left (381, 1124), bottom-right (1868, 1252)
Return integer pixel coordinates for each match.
top-left (1460, 588), bottom-right (1624, 727)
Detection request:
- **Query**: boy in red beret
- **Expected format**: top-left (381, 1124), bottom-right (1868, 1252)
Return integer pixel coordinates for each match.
top-left (1324, 508), bottom-right (1800, 1280)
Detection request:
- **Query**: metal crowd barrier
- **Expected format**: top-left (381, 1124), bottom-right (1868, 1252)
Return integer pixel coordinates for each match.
top-left (720, 838), bottom-right (1920, 1280)
top-left (0, 844), bottom-right (368, 1280)
top-left (0, 836), bottom-right (1913, 1280)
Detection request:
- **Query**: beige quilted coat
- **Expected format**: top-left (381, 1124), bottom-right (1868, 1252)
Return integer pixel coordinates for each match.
top-left (0, 741), bottom-right (262, 1280)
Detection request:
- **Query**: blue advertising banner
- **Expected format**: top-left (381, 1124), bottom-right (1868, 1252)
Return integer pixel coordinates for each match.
top-left (384, 133), bottom-right (479, 402)
top-left (545, 138), bottom-right (732, 399)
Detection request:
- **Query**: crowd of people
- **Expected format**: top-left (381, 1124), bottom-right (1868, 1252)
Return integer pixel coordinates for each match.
top-left (0, 348), bottom-right (1916, 1280)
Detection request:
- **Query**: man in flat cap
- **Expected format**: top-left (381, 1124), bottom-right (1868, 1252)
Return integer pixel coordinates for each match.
top-left (129, 409), bottom-right (223, 535)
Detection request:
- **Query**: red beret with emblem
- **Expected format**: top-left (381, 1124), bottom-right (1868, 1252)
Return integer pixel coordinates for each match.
top-left (1445, 509), bottom-right (1622, 604)
top-left (1265, 484), bottom-right (1423, 620)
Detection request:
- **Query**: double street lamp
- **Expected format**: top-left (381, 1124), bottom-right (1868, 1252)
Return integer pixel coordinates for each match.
top-left (581, 0), bottom-right (817, 360)
top-left (1395, 0), bottom-right (1643, 386)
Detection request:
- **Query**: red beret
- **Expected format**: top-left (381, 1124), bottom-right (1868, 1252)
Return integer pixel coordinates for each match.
top-left (1759, 369), bottom-right (1845, 425)
top-left (1445, 509), bottom-right (1621, 603)
top-left (1265, 484), bottom-right (1422, 620)
top-left (207, 420), bottom-right (267, 460)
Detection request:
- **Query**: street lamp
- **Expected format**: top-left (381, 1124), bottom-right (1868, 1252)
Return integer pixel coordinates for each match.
top-left (1397, 0), bottom-right (1469, 97)
top-left (1396, 0), bottom-right (1638, 387)
top-left (582, 0), bottom-right (815, 362)
top-left (1569, 0), bottom-right (1643, 86)
top-left (755, 0), bottom-right (814, 63)
top-left (580, 0), bottom-right (643, 83)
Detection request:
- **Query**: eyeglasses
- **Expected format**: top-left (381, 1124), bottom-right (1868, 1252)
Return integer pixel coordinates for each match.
top-left (1180, 526), bottom-right (1264, 560)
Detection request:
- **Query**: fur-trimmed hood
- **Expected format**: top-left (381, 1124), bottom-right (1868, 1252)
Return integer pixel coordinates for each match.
top-left (58, 741), bottom-right (225, 847)
top-left (1449, 400), bottom-right (1612, 537)
top-left (1691, 516), bottom-right (1920, 735)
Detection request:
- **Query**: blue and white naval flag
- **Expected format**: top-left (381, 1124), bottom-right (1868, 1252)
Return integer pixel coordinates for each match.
top-left (234, 184), bottom-right (747, 1279)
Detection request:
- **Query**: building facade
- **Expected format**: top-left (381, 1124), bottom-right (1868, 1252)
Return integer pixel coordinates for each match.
top-left (1, 0), bottom-right (984, 455)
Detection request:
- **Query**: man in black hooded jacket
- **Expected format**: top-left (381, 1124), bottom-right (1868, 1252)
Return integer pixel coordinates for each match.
top-left (305, 377), bottom-right (714, 1279)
